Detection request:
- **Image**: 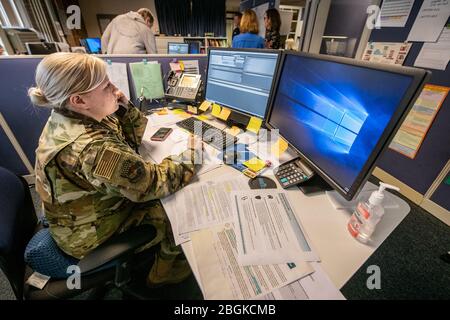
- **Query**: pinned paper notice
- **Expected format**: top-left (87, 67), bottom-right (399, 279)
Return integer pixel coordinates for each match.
top-left (211, 104), bottom-right (221, 117)
top-left (271, 138), bottom-right (289, 157)
top-left (243, 157), bottom-right (266, 172)
top-left (246, 117), bottom-right (262, 134)
top-left (218, 107), bottom-right (231, 121)
top-left (199, 100), bottom-right (212, 112)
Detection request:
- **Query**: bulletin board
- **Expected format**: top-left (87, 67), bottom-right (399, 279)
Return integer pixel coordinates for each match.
top-left (369, 0), bottom-right (450, 210)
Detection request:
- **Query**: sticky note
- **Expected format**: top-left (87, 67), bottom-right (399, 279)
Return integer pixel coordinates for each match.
top-left (243, 157), bottom-right (266, 172)
top-left (179, 61), bottom-right (184, 71)
top-left (187, 105), bottom-right (197, 113)
top-left (227, 126), bottom-right (241, 136)
top-left (271, 138), bottom-right (289, 157)
top-left (197, 115), bottom-right (209, 121)
top-left (156, 108), bottom-right (168, 115)
top-left (218, 107), bottom-right (231, 121)
top-left (211, 103), bottom-right (221, 117)
top-left (246, 117), bottom-right (262, 134)
top-left (199, 100), bottom-right (212, 112)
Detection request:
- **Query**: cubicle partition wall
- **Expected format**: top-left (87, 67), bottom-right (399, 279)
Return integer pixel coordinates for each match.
top-left (368, 0), bottom-right (450, 215)
top-left (0, 54), bottom-right (208, 176)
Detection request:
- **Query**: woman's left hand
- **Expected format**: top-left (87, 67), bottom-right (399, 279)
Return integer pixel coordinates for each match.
top-left (116, 90), bottom-right (129, 106)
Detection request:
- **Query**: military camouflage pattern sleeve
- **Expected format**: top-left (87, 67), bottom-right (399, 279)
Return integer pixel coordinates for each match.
top-left (80, 138), bottom-right (197, 202)
top-left (115, 103), bottom-right (147, 147)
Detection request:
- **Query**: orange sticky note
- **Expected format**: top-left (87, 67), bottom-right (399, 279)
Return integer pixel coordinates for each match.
top-left (156, 108), bottom-right (168, 115)
top-left (199, 100), bottom-right (211, 112)
top-left (227, 126), bottom-right (241, 136)
top-left (211, 103), bottom-right (221, 117)
top-left (218, 107), bottom-right (231, 121)
top-left (271, 138), bottom-right (289, 157)
top-left (246, 117), bottom-right (262, 134)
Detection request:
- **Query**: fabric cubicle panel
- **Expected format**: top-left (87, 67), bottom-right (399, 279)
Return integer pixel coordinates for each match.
top-left (0, 54), bottom-right (207, 176)
top-left (369, 0), bottom-right (450, 210)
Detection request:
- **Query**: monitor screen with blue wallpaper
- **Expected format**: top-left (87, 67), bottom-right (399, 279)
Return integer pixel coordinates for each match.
top-left (85, 38), bottom-right (101, 54)
top-left (268, 52), bottom-right (427, 200)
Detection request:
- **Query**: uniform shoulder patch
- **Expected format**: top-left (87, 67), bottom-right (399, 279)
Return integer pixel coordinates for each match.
top-left (93, 148), bottom-right (122, 180)
top-left (120, 159), bottom-right (146, 183)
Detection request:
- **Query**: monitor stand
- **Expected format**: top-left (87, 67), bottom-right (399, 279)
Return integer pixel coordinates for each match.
top-left (297, 173), bottom-right (333, 195)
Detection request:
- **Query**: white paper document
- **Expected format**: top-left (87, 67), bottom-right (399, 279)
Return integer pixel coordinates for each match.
top-left (232, 190), bottom-right (319, 266)
top-left (177, 177), bottom-right (249, 234)
top-left (414, 24), bottom-right (450, 70)
top-left (190, 223), bottom-right (313, 300)
top-left (257, 262), bottom-right (346, 300)
top-left (106, 62), bottom-right (130, 99)
top-left (407, 0), bottom-right (450, 42)
top-left (161, 194), bottom-right (190, 245)
top-left (379, 0), bottom-right (415, 28)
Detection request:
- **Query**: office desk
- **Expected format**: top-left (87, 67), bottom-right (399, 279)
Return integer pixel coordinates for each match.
top-left (142, 111), bottom-right (410, 297)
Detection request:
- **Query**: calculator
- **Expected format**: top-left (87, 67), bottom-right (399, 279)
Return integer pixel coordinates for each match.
top-left (274, 157), bottom-right (315, 188)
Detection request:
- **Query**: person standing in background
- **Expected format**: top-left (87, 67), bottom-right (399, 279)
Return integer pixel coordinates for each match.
top-left (264, 8), bottom-right (281, 49)
top-left (232, 12), bottom-right (242, 39)
top-left (232, 9), bottom-right (264, 49)
top-left (101, 8), bottom-right (157, 54)
top-left (0, 44), bottom-right (4, 55)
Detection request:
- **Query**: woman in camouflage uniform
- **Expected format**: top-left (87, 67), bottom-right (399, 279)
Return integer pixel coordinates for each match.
top-left (29, 52), bottom-right (202, 287)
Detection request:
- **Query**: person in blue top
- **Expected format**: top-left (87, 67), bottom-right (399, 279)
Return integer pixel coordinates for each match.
top-left (232, 9), bottom-right (264, 49)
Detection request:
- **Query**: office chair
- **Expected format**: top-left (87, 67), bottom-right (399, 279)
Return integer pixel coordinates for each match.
top-left (0, 166), bottom-right (159, 300)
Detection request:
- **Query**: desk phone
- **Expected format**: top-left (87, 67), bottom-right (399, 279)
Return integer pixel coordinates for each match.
top-left (165, 72), bottom-right (201, 102)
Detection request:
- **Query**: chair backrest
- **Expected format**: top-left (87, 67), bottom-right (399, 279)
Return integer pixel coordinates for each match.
top-left (0, 167), bottom-right (37, 299)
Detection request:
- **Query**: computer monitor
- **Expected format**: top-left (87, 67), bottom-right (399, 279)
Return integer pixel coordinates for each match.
top-left (85, 38), bottom-right (101, 54)
top-left (25, 42), bottom-right (59, 55)
top-left (188, 41), bottom-right (201, 54)
top-left (205, 48), bottom-right (281, 119)
top-left (266, 51), bottom-right (430, 200)
top-left (168, 42), bottom-right (189, 54)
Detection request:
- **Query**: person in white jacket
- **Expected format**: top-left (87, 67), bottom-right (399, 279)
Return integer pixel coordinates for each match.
top-left (101, 8), bottom-right (157, 54)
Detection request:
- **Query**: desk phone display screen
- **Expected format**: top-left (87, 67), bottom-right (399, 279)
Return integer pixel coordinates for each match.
top-left (268, 54), bottom-right (414, 194)
top-left (179, 74), bottom-right (200, 88)
top-left (206, 49), bottom-right (279, 118)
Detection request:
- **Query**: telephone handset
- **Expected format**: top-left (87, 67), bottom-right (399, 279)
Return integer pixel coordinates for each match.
top-left (165, 71), bottom-right (201, 102)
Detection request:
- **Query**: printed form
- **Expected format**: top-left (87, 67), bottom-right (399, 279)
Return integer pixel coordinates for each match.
top-left (190, 223), bottom-right (313, 300)
top-left (232, 190), bottom-right (319, 266)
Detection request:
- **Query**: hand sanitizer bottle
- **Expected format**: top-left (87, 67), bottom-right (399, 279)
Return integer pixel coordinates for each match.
top-left (347, 182), bottom-right (400, 244)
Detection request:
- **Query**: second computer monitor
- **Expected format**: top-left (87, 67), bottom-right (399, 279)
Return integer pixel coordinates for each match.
top-left (205, 48), bottom-right (281, 119)
top-left (168, 42), bottom-right (189, 54)
top-left (266, 51), bottom-right (429, 200)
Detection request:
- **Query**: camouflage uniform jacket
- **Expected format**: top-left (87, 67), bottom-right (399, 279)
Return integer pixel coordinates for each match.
top-left (35, 105), bottom-right (195, 259)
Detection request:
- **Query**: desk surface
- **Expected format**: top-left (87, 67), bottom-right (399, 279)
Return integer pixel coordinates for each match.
top-left (143, 110), bottom-right (420, 299)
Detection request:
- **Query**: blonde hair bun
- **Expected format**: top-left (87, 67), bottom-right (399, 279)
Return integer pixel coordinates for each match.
top-left (28, 87), bottom-right (50, 107)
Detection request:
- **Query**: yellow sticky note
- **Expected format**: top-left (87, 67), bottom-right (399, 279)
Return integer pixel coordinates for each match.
top-left (179, 61), bottom-right (185, 71)
top-left (243, 157), bottom-right (266, 172)
top-left (197, 115), bottom-right (209, 121)
top-left (211, 103), bottom-right (221, 117)
top-left (246, 117), bottom-right (262, 134)
top-left (199, 100), bottom-right (212, 112)
top-left (218, 107), bottom-right (231, 121)
top-left (227, 126), bottom-right (241, 136)
top-left (271, 138), bottom-right (289, 157)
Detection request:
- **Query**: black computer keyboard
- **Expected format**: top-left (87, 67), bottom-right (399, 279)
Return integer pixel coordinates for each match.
top-left (176, 117), bottom-right (237, 150)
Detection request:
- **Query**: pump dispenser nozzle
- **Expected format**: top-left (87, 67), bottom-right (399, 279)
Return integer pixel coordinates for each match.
top-left (369, 182), bottom-right (400, 206)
